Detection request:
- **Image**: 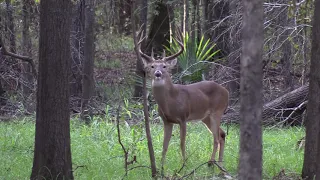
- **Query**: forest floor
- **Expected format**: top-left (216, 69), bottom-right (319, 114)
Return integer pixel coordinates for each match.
top-left (1, 117), bottom-right (304, 180)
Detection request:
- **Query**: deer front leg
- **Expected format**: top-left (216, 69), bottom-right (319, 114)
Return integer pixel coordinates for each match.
top-left (180, 122), bottom-right (187, 162)
top-left (161, 122), bottom-right (173, 174)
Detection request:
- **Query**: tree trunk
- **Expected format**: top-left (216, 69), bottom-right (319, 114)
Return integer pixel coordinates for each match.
top-left (302, 0), bottom-right (320, 179)
top-left (70, 0), bottom-right (85, 110)
top-left (145, 2), bottom-right (170, 57)
top-left (183, 0), bottom-right (189, 35)
top-left (30, 0), bottom-right (73, 179)
top-left (280, 3), bottom-right (293, 91)
top-left (5, 0), bottom-right (19, 90)
top-left (118, 0), bottom-right (132, 35)
top-left (212, 0), bottom-right (230, 59)
top-left (81, 0), bottom-right (95, 123)
top-left (238, 0), bottom-right (263, 179)
top-left (191, 0), bottom-right (197, 41)
top-left (222, 84), bottom-right (309, 124)
top-left (5, 0), bottom-right (16, 53)
top-left (133, 0), bottom-right (148, 98)
top-left (227, 0), bottom-right (241, 102)
top-left (203, 0), bottom-right (209, 38)
top-left (22, 0), bottom-right (34, 113)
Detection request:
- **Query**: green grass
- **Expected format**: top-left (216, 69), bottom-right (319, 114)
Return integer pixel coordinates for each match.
top-left (0, 117), bottom-right (305, 179)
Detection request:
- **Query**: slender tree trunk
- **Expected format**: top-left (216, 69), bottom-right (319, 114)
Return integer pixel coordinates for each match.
top-left (238, 0), bottom-right (264, 179)
top-left (118, 0), bottom-right (132, 35)
top-left (133, 0), bottom-right (148, 98)
top-left (212, 0), bottom-right (230, 59)
top-left (81, 0), bottom-right (95, 123)
top-left (5, 0), bottom-right (19, 90)
top-left (191, 0), bottom-right (197, 41)
top-left (280, 4), bottom-right (293, 91)
top-left (203, 0), bottom-right (209, 38)
top-left (5, 0), bottom-right (16, 53)
top-left (22, 0), bottom-right (34, 113)
top-left (302, 0), bottom-right (320, 179)
top-left (71, 0), bottom-right (85, 110)
top-left (30, 0), bottom-right (73, 179)
top-left (183, 0), bottom-right (189, 35)
top-left (196, 0), bottom-right (201, 41)
top-left (227, 0), bottom-right (241, 102)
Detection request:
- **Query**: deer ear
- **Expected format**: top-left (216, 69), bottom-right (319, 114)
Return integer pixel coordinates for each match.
top-left (166, 58), bottom-right (177, 68)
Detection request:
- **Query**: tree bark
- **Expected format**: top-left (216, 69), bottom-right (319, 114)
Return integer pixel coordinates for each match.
top-left (81, 0), bottom-right (95, 123)
top-left (30, 0), bottom-right (73, 179)
top-left (118, 0), bottom-right (132, 35)
top-left (22, 0), bottom-right (34, 113)
top-left (183, 0), bottom-right (189, 35)
top-left (70, 0), bottom-right (85, 109)
top-left (227, 0), bottom-right (241, 102)
top-left (5, 0), bottom-right (16, 53)
top-left (238, 0), bottom-right (263, 179)
top-left (302, 0), bottom-right (320, 179)
top-left (212, 0), bottom-right (230, 59)
top-left (133, 0), bottom-right (148, 98)
top-left (145, 2), bottom-right (170, 58)
top-left (280, 3), bottom-right (293, 91)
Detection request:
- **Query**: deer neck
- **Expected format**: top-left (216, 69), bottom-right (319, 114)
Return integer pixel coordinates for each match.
top-left (152, 78), bottom-right (177, 109)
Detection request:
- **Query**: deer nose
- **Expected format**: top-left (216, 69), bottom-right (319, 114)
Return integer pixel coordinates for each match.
top-left (155, 71), bottom-right (162, 77)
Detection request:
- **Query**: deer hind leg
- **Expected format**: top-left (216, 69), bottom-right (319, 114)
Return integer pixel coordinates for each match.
top-left (218, 127), bottom-right (226, 166)
top-left (161, 121), bottom-right (173, 173)
top-left (202, 113), bottom-right (222, 166)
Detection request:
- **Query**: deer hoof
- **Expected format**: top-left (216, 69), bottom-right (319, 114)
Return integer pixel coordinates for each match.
top-left (208, 160), bottom-right (215, 167)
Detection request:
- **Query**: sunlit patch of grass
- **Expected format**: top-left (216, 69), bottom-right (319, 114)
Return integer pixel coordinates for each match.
top-left (0, 117), bottom-right (305, 179)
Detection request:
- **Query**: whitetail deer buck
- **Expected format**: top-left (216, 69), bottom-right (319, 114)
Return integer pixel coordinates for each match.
top-left (135, 30), bottom-right (229, 170)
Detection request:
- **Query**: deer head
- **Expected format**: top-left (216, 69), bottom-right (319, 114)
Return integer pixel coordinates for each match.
top-left (136, 30), bottom-right (184, 86)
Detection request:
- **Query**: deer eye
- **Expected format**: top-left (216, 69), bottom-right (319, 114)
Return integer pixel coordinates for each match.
top-left (163, 65), bottom-right (166, 68)
top-left (151, 65), bottom-right (154, 68)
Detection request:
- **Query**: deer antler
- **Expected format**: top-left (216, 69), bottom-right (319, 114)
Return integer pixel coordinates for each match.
top-left (163, 27), bottom-right (184, 61)
top-left (135, 28), bottom-right (154, 63)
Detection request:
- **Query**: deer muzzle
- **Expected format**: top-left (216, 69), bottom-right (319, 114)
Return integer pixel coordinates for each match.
top-left (154, 70), bottom-right (162, 78)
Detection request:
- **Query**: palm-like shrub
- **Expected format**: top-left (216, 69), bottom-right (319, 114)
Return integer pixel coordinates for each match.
top-left (165, 33), bottom-right (220, 84)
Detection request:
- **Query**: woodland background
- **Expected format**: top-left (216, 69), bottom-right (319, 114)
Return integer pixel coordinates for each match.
top-left (0, 0), bottom-right (319, 179)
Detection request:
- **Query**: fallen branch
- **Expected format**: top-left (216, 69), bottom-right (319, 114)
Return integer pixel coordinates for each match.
top-left (222, 84), bottom-right (309, 124)
top-left (0, 37), bottom-right (37, 78)
top-left (270, 100), bottom-right (308, 128)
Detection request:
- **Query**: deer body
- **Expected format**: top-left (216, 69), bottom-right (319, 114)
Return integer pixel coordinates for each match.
top-left (153, 81), bottom-right (228, 123)
top-left (152, 77), bottom-right (228, 166)
top-left (135, 30), bottom-right (229, 172)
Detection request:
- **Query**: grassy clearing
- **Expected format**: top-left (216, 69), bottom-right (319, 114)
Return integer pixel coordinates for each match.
top-left (0, 117), bottom-right (304, 179)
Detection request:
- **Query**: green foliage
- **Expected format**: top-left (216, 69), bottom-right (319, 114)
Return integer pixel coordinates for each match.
top-left (0, 117), bottom-right (304, 179)
top-left (165, 33), bottom-right (220, 83)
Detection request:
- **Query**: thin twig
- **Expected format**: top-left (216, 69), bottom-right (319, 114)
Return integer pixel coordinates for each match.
top-left (116, 104), bottom-right (129, 176)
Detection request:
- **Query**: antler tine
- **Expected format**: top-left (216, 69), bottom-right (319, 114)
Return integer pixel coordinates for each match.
top-left (164, 27), bottom-right (184, 61)
top-left (136, 29), bottom-right (153, 62)
top-left (151, 48), bottom-right (154, 59)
